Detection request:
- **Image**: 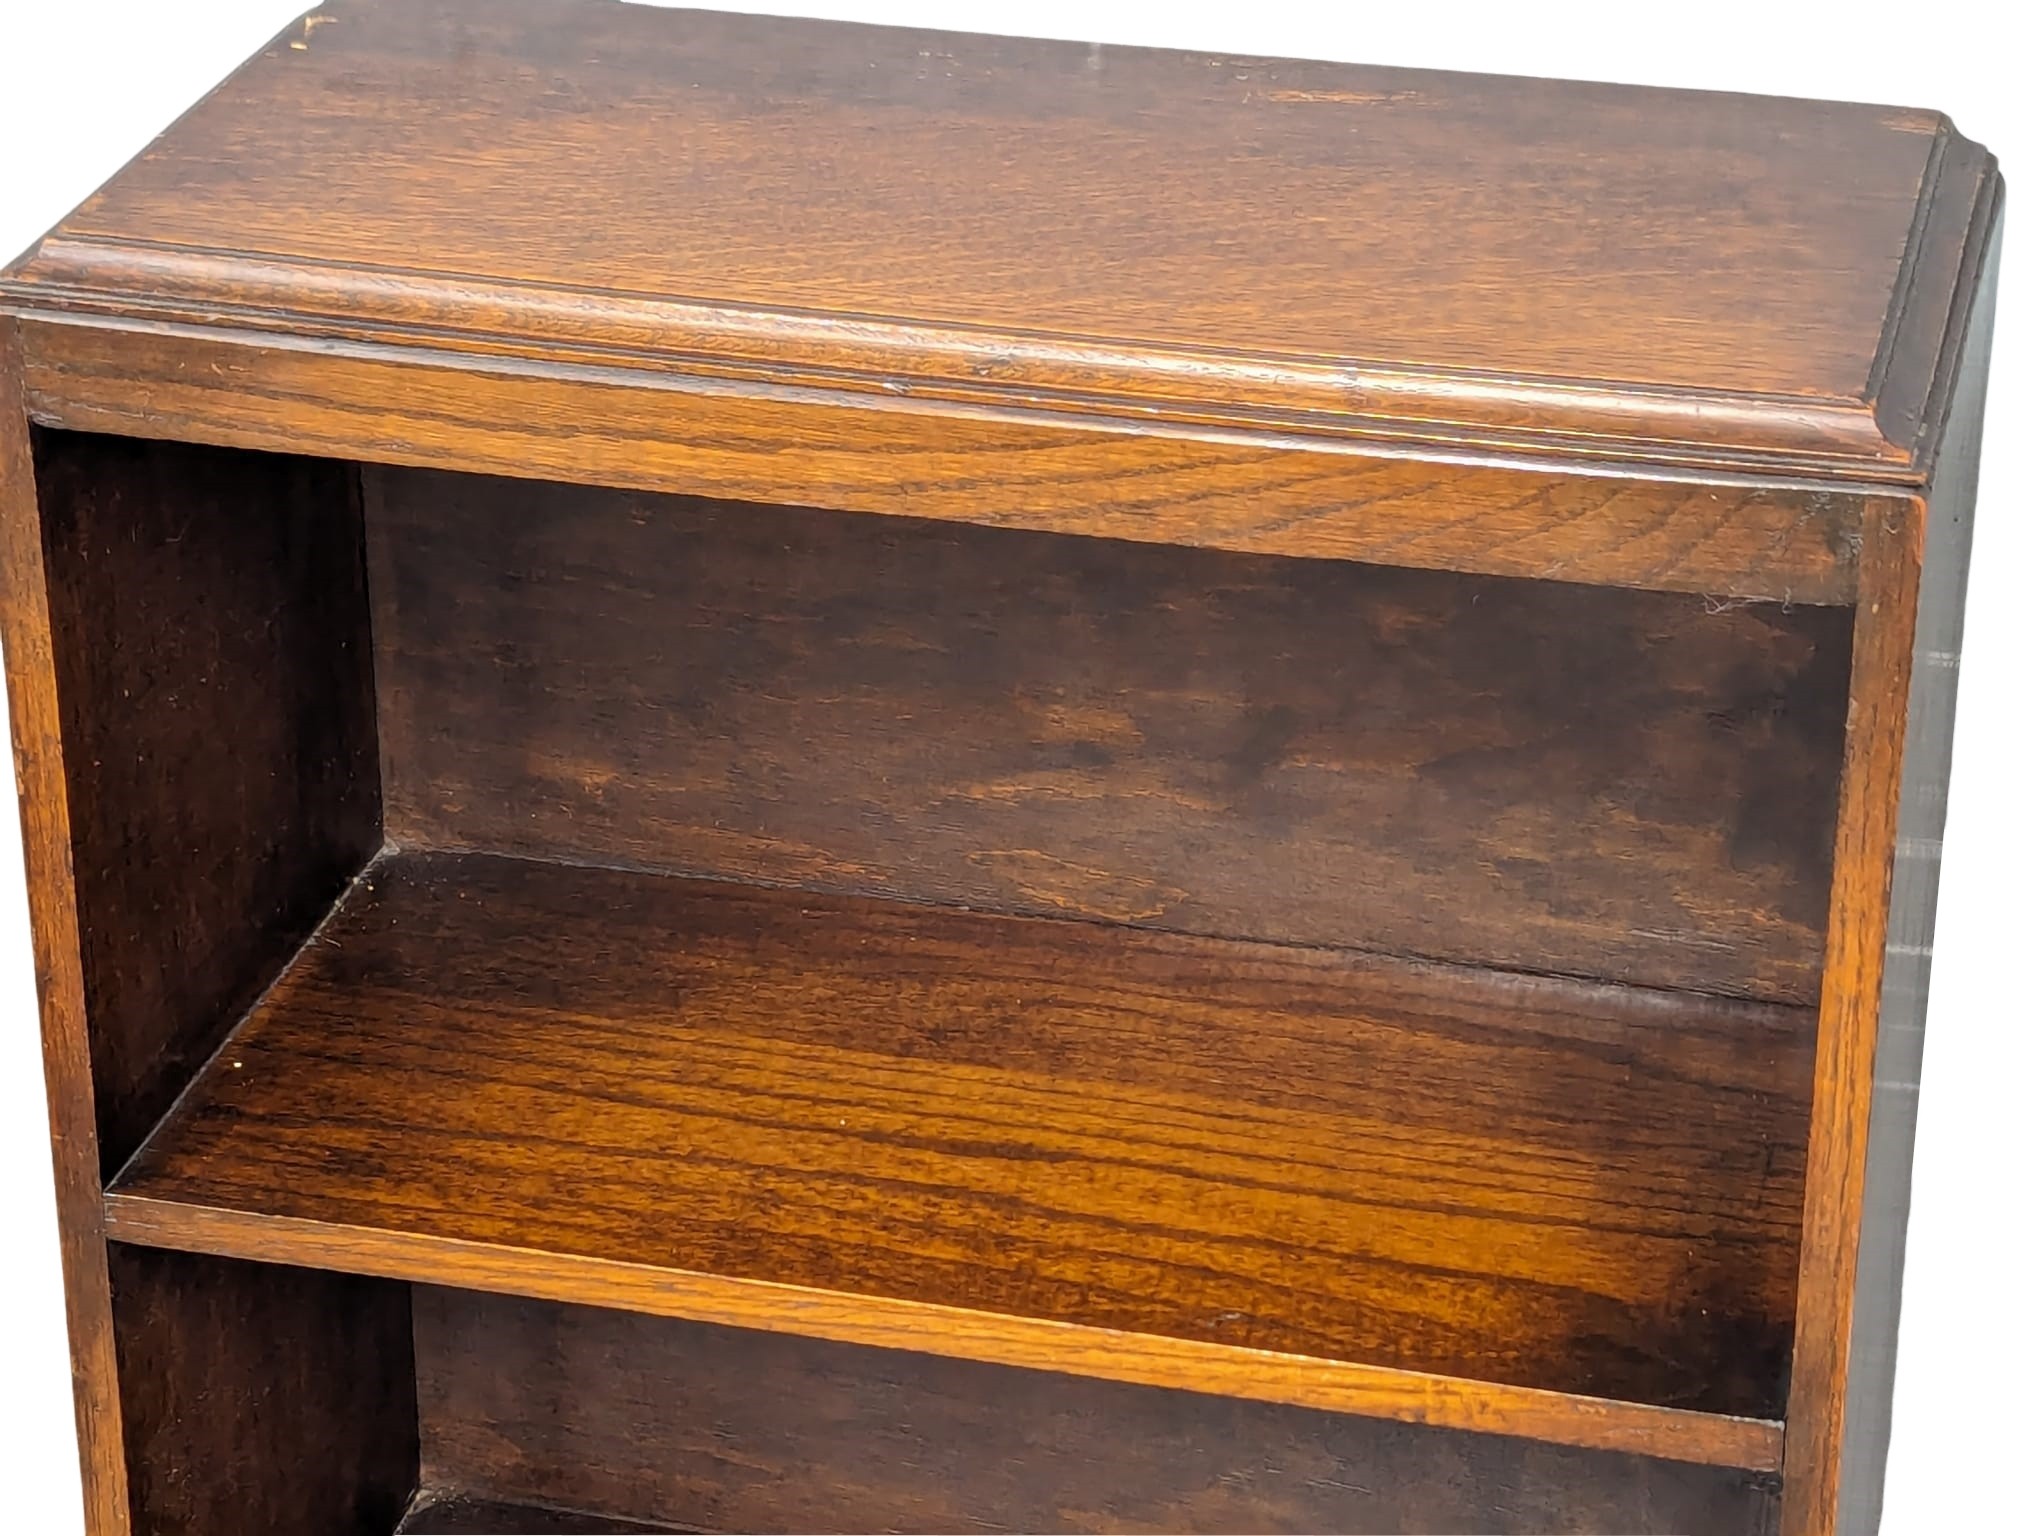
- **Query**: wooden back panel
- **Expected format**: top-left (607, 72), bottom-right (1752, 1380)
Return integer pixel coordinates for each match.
top-left (368, 466), bottom-right (1850, 1002)
top-left (415, 1288), bottom-right (1783, 1535)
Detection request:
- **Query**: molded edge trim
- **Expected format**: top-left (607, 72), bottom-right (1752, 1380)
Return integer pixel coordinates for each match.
top-left (8, 313), bottom-right (1867, 603)
top-left (0, 121), bottom-right (1994, 487)
top-left (1868, 130), bottom-right (2003, 478)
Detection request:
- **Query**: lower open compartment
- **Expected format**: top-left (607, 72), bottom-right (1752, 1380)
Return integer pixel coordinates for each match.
top-left (405, 1285), bottom-right (1786, 1536)
top-left (106, 1247), bottom-right (1784, 1536)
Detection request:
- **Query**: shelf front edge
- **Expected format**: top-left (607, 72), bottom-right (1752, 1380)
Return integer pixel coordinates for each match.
top-left (102, 1191), bottom-right (1785, 1475)
top-left (7, 313), bottom-right (1867, 602)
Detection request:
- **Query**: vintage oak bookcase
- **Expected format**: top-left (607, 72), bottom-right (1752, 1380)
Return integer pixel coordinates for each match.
top-left (0, 3), bottom-right (2001, 1533)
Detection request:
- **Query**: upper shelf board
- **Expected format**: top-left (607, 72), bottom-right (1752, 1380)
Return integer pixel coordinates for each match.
top-left (0, 0), bottom-right (2000, 486)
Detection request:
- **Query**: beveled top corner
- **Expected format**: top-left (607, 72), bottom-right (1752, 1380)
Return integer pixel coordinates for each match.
top-left (0, 0), bottom-right (2000, 489)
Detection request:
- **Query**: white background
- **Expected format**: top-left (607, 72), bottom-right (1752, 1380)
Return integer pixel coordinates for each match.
top-left (0, 3), bottom-right (2029, 1531)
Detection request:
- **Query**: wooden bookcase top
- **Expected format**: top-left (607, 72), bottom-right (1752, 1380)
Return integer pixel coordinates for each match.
top-left (0, 8), bottom-right (2006, 1532)
top-left (0, 0), bottom-right (1997, 488)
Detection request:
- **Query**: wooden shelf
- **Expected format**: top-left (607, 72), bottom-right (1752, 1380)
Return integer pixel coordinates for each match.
top-left (107, 849), bottom-right (1802, 1472)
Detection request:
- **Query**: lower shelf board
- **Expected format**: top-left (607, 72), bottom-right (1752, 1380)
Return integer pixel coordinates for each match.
top-left (397, 1490), bottom-right (685, 1533)
top-left (104, 849), bottom-right (1805, 1470)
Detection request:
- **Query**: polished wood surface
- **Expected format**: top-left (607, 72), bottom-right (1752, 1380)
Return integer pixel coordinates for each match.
top-left (109, 847), bottom-right (1803, 1454)
top-left (11, 316), bottom-right (1870, 603)
top-left (369, 468), bottom-right (1850, 1003)
top-left (3, 422), bottom-right (386, 1532)
top-left (0, 0), bottom-right (1991, 485)
top-left (0, 4), bottom-right (2004, 1531)
top-left (414, 1288), bottom-right (1784, 1535)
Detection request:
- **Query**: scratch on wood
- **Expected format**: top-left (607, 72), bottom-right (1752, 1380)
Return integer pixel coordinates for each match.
top-left (1877, 108), bottom-right (1945, 134)
top-left (291, 13), bottom-right (336, 51)
top-left (966, 849), bottom-right (1181, 922)
top-left (1625, 927), bottom-right (1738, 954)
top-left (1267, 88), bottom-right (1424, 106)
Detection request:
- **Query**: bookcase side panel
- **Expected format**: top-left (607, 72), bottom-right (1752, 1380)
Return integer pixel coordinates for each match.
top-left (1834, 216), bottom-right (1998, 1536)
top-left (0, 324), bottom-right (132, 1536)
top-left (5, 419), bottom-right (393, 1535)
top-left (1783, 197), bottom-right (2003, 1536)
top-left (31, 430), bottom-right (383, 1177)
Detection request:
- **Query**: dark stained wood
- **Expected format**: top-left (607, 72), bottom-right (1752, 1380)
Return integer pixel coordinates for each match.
top-left (367, 468), bottom-right (1851, 1004)
top-left (106, 1246), bottom-right (417, 1536)
top-left (0, 0), bottom-right (1989, 486)
top-left (1782, 200), bottom-right (2003, 1536)
top-left (0, 324), bottom-right (131, 1532)
top-left (413, 1288), bottom-right (1782, 1536)
top-left (13, 316), bottom-right (1867, 604)
top-left (112, 848), bottom-right (1807, 1439)
top-left (399, 1491), bottom-right (681, 1534)
top-left (34, 429), bottom-right (382, 1175)
top-left (0, 6), bottom-right (2006, 1533)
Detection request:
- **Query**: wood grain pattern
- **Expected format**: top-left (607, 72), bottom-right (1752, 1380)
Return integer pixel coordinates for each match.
top-left (368, 468), bottom-right (1850, 1003)
top-left (110, 848), bottom-right (1807, 1441)
top-left (414, 1288), bottom-right (1784, 1535)
top-left (33, 430), bottom-right (382, 1175)
top-left (0, 0), bottom-right (1993, 483)
top-left (15, 317), bottom-right (1867, 603)
top-left (0, 325), bottom-right (131, 1532)
top-left (1782, 199), bottom-right (2003, 1536)
top-left (106, 1245), bottom-right (417, 1536)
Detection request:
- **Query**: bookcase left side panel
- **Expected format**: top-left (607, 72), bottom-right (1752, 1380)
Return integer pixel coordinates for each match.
top-left (2, 322), bottom-right (411, 1535)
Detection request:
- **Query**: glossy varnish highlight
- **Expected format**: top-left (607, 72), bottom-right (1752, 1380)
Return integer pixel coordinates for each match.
top-left (109, 849), bottom-right (1811, 1434)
